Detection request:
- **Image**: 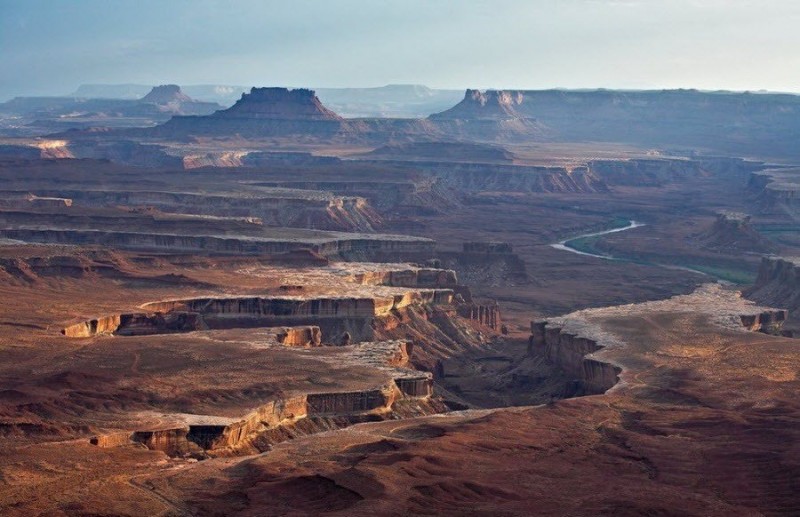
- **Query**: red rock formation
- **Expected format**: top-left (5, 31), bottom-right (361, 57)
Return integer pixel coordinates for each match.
top-left (529, 322), bottom-right (619, 394)
top-left (457, 302), bottom-right (501, 331)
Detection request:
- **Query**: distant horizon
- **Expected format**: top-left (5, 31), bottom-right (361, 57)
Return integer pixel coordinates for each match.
top-left (3, 1), bottom-right (800, 101)
top-left (3, 82), bottom-right (800, 103)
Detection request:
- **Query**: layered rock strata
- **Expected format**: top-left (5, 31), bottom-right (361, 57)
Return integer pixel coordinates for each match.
top-left (90, 339), bottom-right (438, 456)
top-left (0, 187), bottom-right (383, 232)
top-left (63, 290), bottom-right (455, 342)
top-left (0, 228), bottom-right (433, 257)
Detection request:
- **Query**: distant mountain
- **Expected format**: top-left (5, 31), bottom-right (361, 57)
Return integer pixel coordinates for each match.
top-left (427, 89), bottom-right (550, 141)
top-left (142, 87), bottom-right (439, 141)
top-left (34, 85), bottom-right (800, 158)
top-left (69, 83), bottom-right (463, 116)
top-left (146, 87), bottom-right (349, 139)
top-left (0, 85), bottom-right (221, 136)
top-left (510, 89), bottom-right (800, 157)
top-left (430, 89), bottom-right (527, 120)
top-left (71, 84), bottom-right (249, 104)
top-left (218, 87), bottom-right (343, 121)
top-left (140, 84), bottom-right (193, 105)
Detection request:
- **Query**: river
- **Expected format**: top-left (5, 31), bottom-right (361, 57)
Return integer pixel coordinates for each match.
top-left (549, 220), bottom-right (645, 260)
top-left (550, 220), bottom-right (715, 279)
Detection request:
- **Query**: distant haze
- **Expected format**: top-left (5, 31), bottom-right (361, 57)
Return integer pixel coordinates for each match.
top-left (2, 0), bottom-right (799, 100)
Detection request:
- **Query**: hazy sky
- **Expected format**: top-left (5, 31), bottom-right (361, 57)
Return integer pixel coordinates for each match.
top-left (2, 0), bottom-right (800, 99)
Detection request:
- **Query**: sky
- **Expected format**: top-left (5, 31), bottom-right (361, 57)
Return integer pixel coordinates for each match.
top-left (2, 0), bottom-right (800, 100)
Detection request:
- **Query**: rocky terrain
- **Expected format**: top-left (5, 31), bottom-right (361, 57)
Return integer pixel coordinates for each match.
top-left (1, 82), bottom-right (800, 516)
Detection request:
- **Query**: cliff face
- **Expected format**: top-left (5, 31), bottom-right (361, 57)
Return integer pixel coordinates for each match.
top-left (749, 168), bottom-right (800, 216)
top-left (62, 289), bottom-right (457, 342)
top-left (529, 321), bottom-right (620, 395)
top-left (588, 159), bottom-right (711, 186)
top-left (107, 374), bottom-right (439, 456)
top-left (532, 286), bottom-right (791, 397)
top-left (456, 303), bottom-right (501, 331)
top-left (87, 337), bottom-right (440, 457)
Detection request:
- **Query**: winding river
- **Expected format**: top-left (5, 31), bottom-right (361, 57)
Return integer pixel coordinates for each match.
top-left (550, 220), bottom-right (714, 279)
top-left (549, 220), bottom-right (645, 260)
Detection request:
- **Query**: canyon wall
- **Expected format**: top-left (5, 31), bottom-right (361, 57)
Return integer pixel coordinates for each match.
top-left (529, 321), bottom-right (620, 395)
top-left (93, 369), bottom-right (435, 456)
top-left (530, 299), bottom-right (790, 396)
top-left (457, 303), bottom-right (501, 331)
top-left (63, 291), bottom-right (455, 342)
top-left (749, 168), bottom-right (800, 216)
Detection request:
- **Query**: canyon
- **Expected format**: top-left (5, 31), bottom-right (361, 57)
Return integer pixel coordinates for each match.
top-left (1, 83), bottom-right (800, 516)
